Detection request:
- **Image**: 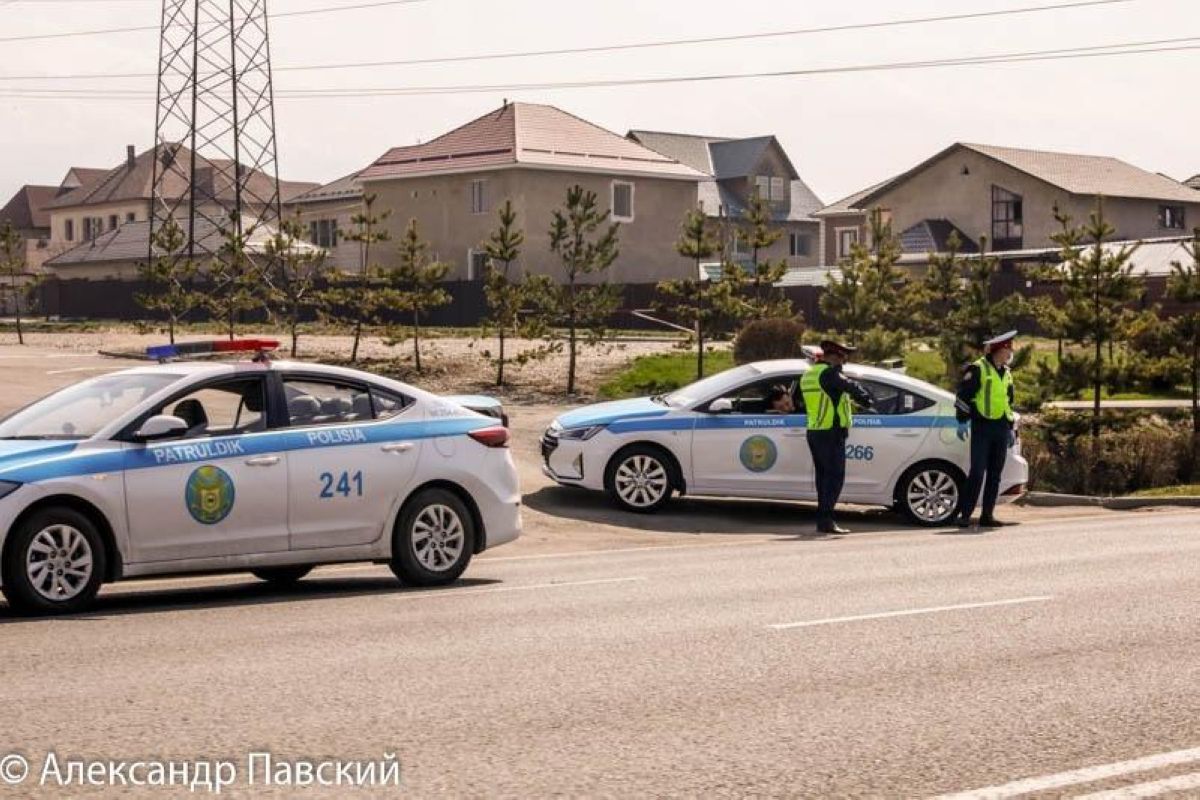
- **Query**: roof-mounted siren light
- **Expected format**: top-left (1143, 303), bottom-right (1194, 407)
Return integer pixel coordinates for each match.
top-left (146, 339), bottom-right (281, 363)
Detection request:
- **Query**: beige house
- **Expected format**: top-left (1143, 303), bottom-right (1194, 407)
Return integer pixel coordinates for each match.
top-left (43, 144), bottom-right (317, 279)
top-left (357, 102), bottom-right (705, 284)
top-left (283, 172), bottom-right (363, 273)
top-left (626, 130), bottom-right (823, 270)
top-left (819, 143), bottom-right (1200, 266)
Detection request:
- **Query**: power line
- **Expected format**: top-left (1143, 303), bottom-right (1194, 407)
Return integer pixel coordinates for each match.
top-left (0, 0), bottom-right (432, 42)
top-left (0, 0), bottom-right (1137, 56)
top-left (1, 36), bottom-right (1196, 101)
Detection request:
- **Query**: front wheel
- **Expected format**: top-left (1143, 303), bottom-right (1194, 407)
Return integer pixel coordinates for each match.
top-left (1, 507), bottom-right (106, 615)
top-left (390, 489), bottom-right (475, 587)
top-left (605, 446), bottom-right (674, 513)
top-left (897, 463), bottom-right (964, 527)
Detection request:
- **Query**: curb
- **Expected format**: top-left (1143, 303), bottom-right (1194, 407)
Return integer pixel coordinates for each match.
top-left (1021, 491), bottom-right (1200, 510)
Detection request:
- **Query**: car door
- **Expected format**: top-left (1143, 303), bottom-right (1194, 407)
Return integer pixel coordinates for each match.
top-left (281, 375), bottom-right (421, 551)
top-left (122, 375), bottom-right (290, 563)
top-left (688, 375), bottom-right (812, 496)
top-left (840, 377), bottom-right (938, 502)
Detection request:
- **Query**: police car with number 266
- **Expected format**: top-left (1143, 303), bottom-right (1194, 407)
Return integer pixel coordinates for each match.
top-left (0, 340), bottom-right (520, 615)
top-left (542, 359), bottom-right (1028, 525)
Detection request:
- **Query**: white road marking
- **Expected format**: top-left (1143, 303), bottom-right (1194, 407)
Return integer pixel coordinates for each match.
top-left (930, 746), bottom-right (1200, 799)
top-left (395, 576), bottom-right (645, 600)
top-left (1073, 771), bottom-right (1200, 799)
top-left (770, 595), bottom-right (1053, 630)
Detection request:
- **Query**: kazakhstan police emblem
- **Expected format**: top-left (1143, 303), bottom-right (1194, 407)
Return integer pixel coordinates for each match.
top-left (185, 465), bottom-right (236, 525)
top-left (738, 435), bottom-right (778, 473)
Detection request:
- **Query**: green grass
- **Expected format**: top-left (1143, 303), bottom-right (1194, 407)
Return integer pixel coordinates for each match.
top-left (1131, 484), bottom-right (1200, 497)
top-left (598, 350), bottom-right (735, 400)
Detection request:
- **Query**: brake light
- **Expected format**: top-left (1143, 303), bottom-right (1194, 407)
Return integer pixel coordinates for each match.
top-left (468, 426), bottom-right (509, 448)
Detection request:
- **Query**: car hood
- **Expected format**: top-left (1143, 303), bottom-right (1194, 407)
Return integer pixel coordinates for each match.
top-left (0, 441), bottom-right (79, 477)
top-left (555, 397), bottom-right (669, 430)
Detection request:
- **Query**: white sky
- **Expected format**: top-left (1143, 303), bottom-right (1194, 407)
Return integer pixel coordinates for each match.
top-left (1, 0), bottom-right (1197, 205)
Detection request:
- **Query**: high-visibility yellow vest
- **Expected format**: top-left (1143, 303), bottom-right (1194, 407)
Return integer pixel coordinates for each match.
top-left (801, 363), bottom-right (852, 431)
top-left (973, 357), bottom-right (1014, 422)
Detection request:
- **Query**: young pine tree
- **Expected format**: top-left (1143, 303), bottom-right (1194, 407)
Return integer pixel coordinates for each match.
top-left (1050, 199), bottom-right (1142, 440)
top-left (548, 185), bottom-right (621, 395)
top-left (482, 200), bottom-right (524, 386)
top-left (334, 194), bottom-right (392, 362)
top-left (134, 217), bottom-right (200, 345)
top-left (739, 190), bottom-right (791, 319)
top-left (265, 213), bottom-right (327, 357)
top-left (655, 207), bottom-right (718, 380)
top-left (209, 216), bottom-right (268, 340)
top-left (0, 220), bottom-right (32, 345)
top-left (391, 219), bottom-right (450, 375)
top-left (1167, 229), bottom-right (1200, 440)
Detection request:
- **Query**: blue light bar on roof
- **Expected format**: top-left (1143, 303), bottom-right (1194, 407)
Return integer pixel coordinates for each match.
top-left (146, 339), bottom-right (280, 361)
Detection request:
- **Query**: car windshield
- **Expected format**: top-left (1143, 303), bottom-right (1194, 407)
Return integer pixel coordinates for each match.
top-left (0, 372), bottom-right (183, 441)
top-left (663, 364), bottom-right (762, 408)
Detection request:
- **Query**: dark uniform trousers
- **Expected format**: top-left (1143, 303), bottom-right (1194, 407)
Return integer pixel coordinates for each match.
top-left (807, 429), bottom-right (847, 526)
top-left (958, 419), bottom-right (1009, 521)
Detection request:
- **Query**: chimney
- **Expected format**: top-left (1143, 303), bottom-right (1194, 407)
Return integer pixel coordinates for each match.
top-left (126, 145), bottom-right (136, 169)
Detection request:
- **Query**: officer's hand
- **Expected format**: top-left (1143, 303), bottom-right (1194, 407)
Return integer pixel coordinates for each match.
top-left (956, 423), bottom-right (969, 442)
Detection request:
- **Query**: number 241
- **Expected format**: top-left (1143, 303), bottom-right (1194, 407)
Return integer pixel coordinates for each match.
top-left (319, 471), bottom-right (363, 498)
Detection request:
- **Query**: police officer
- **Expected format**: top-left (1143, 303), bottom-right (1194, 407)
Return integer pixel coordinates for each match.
top-left (954, 330), bottom-right (1018, 530)
top-left (800, 340), bottom-right (873, 534)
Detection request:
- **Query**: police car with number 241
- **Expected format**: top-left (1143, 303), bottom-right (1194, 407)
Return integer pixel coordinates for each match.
top-left (542, 359), bottom-right (1028, 525)
top-left (0, 340), bottom-right (521, 615)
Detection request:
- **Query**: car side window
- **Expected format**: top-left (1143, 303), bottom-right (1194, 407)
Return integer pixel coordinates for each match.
top-left (371, 388), bottom-right (413, 421)
top-left (283, 379), bottom-right (373, 427)
top-left (710, 377), bottom-right (801, 414)
top-left (158, 378), bottom-right (266, 439)
top-left (859, 379), bottom-right (936, 415)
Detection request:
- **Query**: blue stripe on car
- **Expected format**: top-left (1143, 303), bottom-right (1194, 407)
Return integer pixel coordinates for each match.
top-left (600, 414), bottom-right (959, 434)
top-left (0, 417), bottom-right (490, 483)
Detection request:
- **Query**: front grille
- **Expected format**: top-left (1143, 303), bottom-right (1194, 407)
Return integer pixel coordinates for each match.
top-left (540, 431), bottom-right (559, 463)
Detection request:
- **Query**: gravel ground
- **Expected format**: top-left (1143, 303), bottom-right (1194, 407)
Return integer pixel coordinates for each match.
top-left (0, 329), bottom-right (685, 400)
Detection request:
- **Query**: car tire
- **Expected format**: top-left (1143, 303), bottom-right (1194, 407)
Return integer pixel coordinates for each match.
top-left (251, 566), bottom-right (313, 585)
top-left (605, 445), bottom-right (675, 514)
top-left (896, 462), bottom-right (964, 527)
top-left (390, 488), bottom-right (475, 587)
top-left (1, 507), bottom-right (107, 616)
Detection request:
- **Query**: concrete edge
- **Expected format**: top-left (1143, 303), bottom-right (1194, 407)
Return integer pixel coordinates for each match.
top-left (1020, 491), bottom-right (1200, 510)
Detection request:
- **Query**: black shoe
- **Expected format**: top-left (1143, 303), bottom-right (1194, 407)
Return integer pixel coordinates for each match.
top-left (978, 517), bottom-right (1010, 528)
top-left (828, 522), bottom-right (851, 534)
top-left (956, 516), bottom-right (972, 529)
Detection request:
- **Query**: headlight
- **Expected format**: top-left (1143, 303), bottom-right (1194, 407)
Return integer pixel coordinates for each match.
top-left (0, 481), bottom-right (22, 500)
top-left (557, 425), bottom-right (606, 441)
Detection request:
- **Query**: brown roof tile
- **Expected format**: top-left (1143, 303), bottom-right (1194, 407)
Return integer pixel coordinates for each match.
top-left (0, 185), bottom-right (57, 230)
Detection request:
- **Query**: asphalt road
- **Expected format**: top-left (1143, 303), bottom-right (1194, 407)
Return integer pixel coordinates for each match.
top-left (3, 507), bottom-right (1200, 797)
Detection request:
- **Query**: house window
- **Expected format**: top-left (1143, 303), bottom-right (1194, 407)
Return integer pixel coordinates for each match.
top-left (108, 214), bottom-right (119, 231)
top-left (755, 176), bottom-right (770, 199)
top-left (991, 185), bottom-right (1024, 249)
top-left (308, 219), bottom-right (338, 248)
top-left (467, 249), bottom-right (489, 281)
top-left (64, 219), bottom-right (74, 241)
top-left (732, 232), bottom-right (747, 257)
top-left (836, 228), bottom-right (859, 259)
top-left (770, 177), bottom-right (785, 204)
top-left (470, 180), bottom-right (487, 215)
top-left (83, 217), bottom-right (104, 240)
top-left (612, 181), bottom-right (634, 222)
top-left (789, 233), bottom-right (811, 257)
top-left (1160, 205), bottom-right (1185, 230)
top-left (126, 212), bottom-right (136, 223)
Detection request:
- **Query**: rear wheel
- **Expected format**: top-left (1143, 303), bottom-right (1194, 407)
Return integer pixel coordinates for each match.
top-left (390, 488), bottom-right (475, 587)
top-left (605, 445), bottom-right (675, 513)
top-left (1, 507), bottom-right (106, 615)
top-left (251, 566), bottom-right (313, 585)
top-left (897, 462), bottom-right (963, 526)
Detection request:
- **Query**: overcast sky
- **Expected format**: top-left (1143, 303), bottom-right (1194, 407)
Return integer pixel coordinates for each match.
top-left (2, 0), bottom-right (1197, 205)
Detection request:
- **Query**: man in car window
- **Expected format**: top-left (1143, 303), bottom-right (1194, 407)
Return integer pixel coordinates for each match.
top-left (800, 341), bottom-right (873, 534)
top-left (765, 385), bottom-right (795, 414)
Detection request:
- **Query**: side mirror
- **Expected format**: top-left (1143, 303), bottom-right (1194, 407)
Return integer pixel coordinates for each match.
top-left (133, 414), bottom-right (188, 443)
top-left (708, 398), bottom-right (734, 414)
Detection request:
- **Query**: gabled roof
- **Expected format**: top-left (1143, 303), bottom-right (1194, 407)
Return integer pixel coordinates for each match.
top-left (58, 167), bottom-right (110, 197)
top-left (360, 103), bottom-right (704, 182)
top-left (1186, 174), bottom-right (1200, 190)
top-left (44, 217), bottom-right (318, 267)
top-left (856, 142), bottom-right (1200, 208)
top-left (627, 130), bottom-right (799, 180)
top-left (0, 185), bottom-right (57, 230)
top-left (286, 172), bottom-right (363, 205)
top-left (898, 219), bottom-right (979, 255)
top-left (48, 145), bottom-right (317, 210)
top-left (812, 181), bottom-right (888, 217)
top-left (626, 130), bottom-right (722, 174)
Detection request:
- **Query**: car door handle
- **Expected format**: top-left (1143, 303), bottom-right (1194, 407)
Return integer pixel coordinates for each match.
top-left (245, 455), bottom-right (281, 467)
top-left (381, 442), bottom-right (414, 453)
top-left (892, 432), bottom-right (923, 438)
top-left (783, 431), bottom-right (806, 437)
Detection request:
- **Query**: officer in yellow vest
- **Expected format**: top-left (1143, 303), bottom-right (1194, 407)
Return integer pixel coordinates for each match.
top-left (954, 330), bottom-right (1018, 530)
top-left (801, 340), bottom-right (873, 534)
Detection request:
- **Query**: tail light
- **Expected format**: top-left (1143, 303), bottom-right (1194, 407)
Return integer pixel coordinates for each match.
top-left (468, 426), bottom-right (510, 448)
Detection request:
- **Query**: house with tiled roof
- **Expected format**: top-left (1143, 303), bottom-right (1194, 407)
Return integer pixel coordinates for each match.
top-left (357, 102), bottom-right (705, 283)
top-left (627, 130), bottom-right (823, 269)
top-left (283, 172), bottom-right (364, 272)
top-left (821, 143), bottom-right (1200, 268)
top-left (1185, 174), bottom-right (1200, 191)
top-left (43, 143), bottom-right (317, 279)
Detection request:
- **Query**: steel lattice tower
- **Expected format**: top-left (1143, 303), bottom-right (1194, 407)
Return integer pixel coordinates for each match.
top-left (149, 0), bottom-right (282, 260)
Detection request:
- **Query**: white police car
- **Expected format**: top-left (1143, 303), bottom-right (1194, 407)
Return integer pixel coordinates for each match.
top-left (0, 341), bottom-right (521, 614)
top-left (542, 359), bottom-right (1028, 526)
